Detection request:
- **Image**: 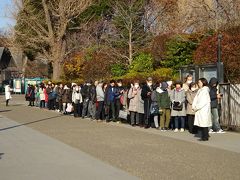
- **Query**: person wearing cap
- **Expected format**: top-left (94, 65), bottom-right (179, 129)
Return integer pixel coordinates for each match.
top-left (170, 80), bottom-right (186, 132)
top-left (155, 82), bottom-right (171, 131)
top-left (141, 77), bottom-right (153, 128)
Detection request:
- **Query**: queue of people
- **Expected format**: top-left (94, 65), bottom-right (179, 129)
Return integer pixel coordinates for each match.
top-left (24, 75), bottom-right (225, 141)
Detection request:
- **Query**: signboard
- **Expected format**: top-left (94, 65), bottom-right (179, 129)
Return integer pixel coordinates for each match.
top-left (13, 79), bottom-right (22, 93)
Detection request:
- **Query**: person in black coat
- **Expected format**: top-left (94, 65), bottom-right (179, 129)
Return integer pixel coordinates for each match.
top-left (81, 81), bottom-right (91, 118)
top-left (141, 77), bottom-right (153, 128)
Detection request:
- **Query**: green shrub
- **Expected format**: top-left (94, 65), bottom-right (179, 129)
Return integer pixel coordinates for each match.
top-left (129, 53), bottom-right (153, 73)
top-left (111, 63), bottom-right (127, 77)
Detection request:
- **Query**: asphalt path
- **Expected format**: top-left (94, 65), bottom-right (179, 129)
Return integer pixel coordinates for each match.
top-left (0, 95), bottom-right (240, 180)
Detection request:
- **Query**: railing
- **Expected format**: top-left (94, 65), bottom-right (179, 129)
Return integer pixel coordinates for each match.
top-left (220, 83), bottom-right (240, 128)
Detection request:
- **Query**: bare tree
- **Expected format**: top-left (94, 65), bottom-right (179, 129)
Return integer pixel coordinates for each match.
top-left (13, 0), bottom-right (92, 80)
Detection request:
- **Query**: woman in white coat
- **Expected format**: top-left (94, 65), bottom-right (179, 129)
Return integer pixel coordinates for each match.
top-left (192, 78), bottom-right (212, 141)
top-left (5, 84), bottom-right (12, 106)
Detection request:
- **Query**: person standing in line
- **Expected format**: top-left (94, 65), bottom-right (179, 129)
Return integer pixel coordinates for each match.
top-left (183, 74), bottom-right (193, 92)
top-left (81, 81), bottom-right (91, 118)
top-left (39, 83), bottom-right (46, 108)
top-left (156, 82), bottom-right (171, 131)
top-left (44, 84), bottom-right (49, 108)
top-left (72, 85), bottom-right (83, 118)
top-left (170, 80), bottom-right (186, 132)
top-left (5, 84), bottom-right (12, 106)
top-left (128, 80), bottom-right (144, 126)
top-left (186, 82), bottom-right (199, 134)
top-left (62, 84), bottom-right (72, 115)
top-left (96, 81), bottom-right (105, 121)
top-left (141, 77), bottom-right (153, 129)
top-left (192, 78), bottom-right (212, 141)
top-left (115, 79), bottom-right (125, 122)
top-left (28, 85), bottom-right (36, 107)
top-left (105, 80), bottom-right (117, 122)
top-left (56, 83), bottom-right (64, 112)
top-left (88, 82), bottom-right (97, 120)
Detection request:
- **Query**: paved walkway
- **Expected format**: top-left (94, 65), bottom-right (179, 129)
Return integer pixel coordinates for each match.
top-left (0, 116), bottom-right (138, 180)
top-left (1, 95), bottom-right (240, 180)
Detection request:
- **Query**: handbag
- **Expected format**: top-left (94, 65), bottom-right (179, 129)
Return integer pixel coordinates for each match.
top-left (150, 104), bottom-right (160, 115)
top-left (172, 101), bottom-right (183, 111)
top-left (118, 109), bottom-right (128, 120)
top-left (172, 89), bottom-right (183, 111)
top-left (66, 103), bottom-right (73, 113)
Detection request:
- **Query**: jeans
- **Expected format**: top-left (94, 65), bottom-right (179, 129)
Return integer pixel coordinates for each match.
top-left (211, 108), bottom-right (221, 131)
top-left (74, 102), bottom-right (82, 117)
top-left (106, 101), bottom-right (116, 121)
top-left (82, 99), bottom-right (89, 117)
top-left (96, 101), bottom-right (104, 120)
top-left (174, 116), bottom-right (185, 129)
top-left (115, 99), bottom-right (122, 120)
top-left (40, 100), bottom-right (45, 108)
top-left (88, 101), bottom-right (96, 119)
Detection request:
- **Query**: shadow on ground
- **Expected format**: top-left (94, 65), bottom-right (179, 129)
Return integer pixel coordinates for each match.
top-left (0, 153), bottom-right (4, 159)
top-left (0, 115), bottom-right (62, 132)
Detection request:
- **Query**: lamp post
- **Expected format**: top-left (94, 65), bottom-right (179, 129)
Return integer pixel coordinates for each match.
top-left (217, 34), bottom-right (224, 83)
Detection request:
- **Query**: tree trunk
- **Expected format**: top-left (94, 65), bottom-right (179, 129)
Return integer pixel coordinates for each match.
top-left (129, 26), bottom-right (133, 65)
top-left (52, 60), bottom-right (62, 81)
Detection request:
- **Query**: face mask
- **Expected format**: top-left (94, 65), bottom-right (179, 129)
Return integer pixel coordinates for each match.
top-left (147, 83), bottom-right (152, 86)
top-left (134, 84), bottom-right (139, 89)
top-left (191, 88), bottom-right (196, 91)
top-left (187, 80), bottom-right (192, 84)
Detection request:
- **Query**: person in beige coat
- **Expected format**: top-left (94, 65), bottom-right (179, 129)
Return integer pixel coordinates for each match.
top-left (128, 80), bottom-right (144, 126)
top-left (186, 82), bottom-right (198, 134)
top-left (192, 78), bottom-right (212, 141)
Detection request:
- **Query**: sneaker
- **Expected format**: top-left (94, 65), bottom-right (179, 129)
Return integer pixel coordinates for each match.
top-left (216, 129), bottom-right (225, 133)
top-left (209, 129), bottom-right (215, 134)
top-left (180, 128), bottom-right (184, 132)
top-left (160, 128), bottom-right (166, 131)
top-left (174, 128), bottom-right (178, 132)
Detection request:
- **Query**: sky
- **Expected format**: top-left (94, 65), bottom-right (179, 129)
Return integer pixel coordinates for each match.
top-left (0, 0), bottom-right (16, 30)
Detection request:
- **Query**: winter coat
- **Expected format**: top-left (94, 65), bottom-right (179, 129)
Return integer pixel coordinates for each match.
top-left (81, 85), bottom-right (91, 99)
top-left (116, 86), bottom-right (124, 99)
top-left (128, 87), bottom-right (144, 114)
top-left (105, 86), bottom-right (118, 104)
top-left (192, 86), bottom-right (212, 127)
top-left (72, 90), bottom-right (83, 104)
top-left (89, 85), bottom-right (97, 102)
top-left (141, 84), bottom-right (153, 100)
top-left (5, 85), bottom-right (12, 100)
top-left (39, 88), bottom-right (45, 101)
top-left (209, 77), bottom-right (219, 108)
top-left (186, 89), bottom-right (198, 115)
top-left (28, 86), bottom-right (35, 101)
top-left (57, 87), bottom-right (64, 102)
top-left (96, 85), bottom-right (105, 102)
top-left (170, 88), bottom-right (186, 117)
top-left (155, 89), bottom-right (171, 109)
top-left (62, 88), bottom-right (72, 103)
top-left (44, 88), bottom-right (48, 102)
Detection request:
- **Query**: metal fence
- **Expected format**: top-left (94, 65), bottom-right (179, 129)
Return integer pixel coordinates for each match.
top-left (220, 83), bottom-right (240, 128)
